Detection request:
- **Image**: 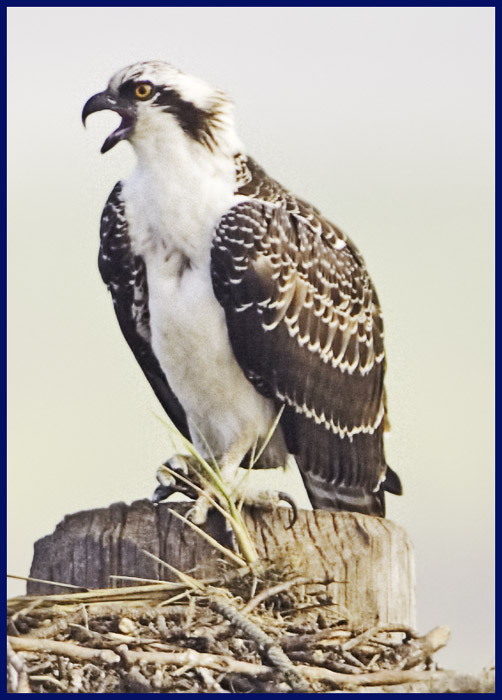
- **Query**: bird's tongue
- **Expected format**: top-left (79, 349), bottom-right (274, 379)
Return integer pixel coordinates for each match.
top-left (101, 114), bottom-right (135, 154)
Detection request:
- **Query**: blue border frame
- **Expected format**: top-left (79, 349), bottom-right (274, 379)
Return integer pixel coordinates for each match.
top-left (4, 3), bottom-right (496, 696)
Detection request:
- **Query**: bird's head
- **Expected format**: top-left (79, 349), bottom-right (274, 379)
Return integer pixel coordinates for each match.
top-left (82, 61), bottom-right (241, 157)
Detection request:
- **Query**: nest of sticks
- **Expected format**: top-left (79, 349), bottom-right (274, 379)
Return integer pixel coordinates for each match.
top-left (6, 559), bottom-right (494, 693)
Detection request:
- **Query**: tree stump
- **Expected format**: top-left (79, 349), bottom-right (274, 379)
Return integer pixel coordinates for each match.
top-left (29, 500), bottom-right (415, 629)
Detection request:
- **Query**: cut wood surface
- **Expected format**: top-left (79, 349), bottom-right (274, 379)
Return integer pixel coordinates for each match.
top-left (29, 500), bottom-right (416, 629)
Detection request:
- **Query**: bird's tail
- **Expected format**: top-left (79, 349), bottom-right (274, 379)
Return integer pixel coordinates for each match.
top-left (282, 407), bottom-right (403, 517)
top-left (300, 463), bottom-right (402, 518)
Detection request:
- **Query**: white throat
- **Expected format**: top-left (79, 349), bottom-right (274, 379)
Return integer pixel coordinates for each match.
top-left (123, 113), bottom-right (243, 266)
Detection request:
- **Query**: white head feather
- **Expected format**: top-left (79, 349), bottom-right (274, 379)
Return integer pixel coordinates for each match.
top-left (107, 60), bottom-right (243, 159)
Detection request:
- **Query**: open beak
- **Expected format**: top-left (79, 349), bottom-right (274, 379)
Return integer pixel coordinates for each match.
top-left (82, 90), bottom-right (136, 154)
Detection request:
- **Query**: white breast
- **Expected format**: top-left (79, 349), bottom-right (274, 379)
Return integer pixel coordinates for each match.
top-left (122, 146), bottom-right (278, 459)
top-left (145, 258), bottom-right (277, 456)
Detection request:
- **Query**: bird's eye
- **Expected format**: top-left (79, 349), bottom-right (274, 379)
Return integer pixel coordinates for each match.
top-left (134, 82), bottom-right (153, 101)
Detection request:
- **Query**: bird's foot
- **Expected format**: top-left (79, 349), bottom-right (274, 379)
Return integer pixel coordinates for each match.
top-left (185, 493), bottom-right (212, 526)
top-left (234, 484), bottom-right (298, 528)
top-left (152, 456), bottom-right (298, 529)
top-left (152, 455), bottom-right (218, 528)
top-left (151, 455), bottom-right (202, 504)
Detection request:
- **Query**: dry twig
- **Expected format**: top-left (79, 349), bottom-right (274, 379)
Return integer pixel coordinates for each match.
top-left (5, 561), bottom-right (470, 693)
top-left (209, 597), bottom-right (310, 692)
top-left (241, 576), bottom-right (311, 614)
top-left (8, 636), bottom-right (120, 664)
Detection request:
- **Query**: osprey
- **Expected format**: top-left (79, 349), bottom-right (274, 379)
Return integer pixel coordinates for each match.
top-left (83, 60), bottom-right (402, 517)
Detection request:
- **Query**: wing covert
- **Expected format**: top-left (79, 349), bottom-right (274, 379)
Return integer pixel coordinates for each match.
top-left (211, 198), bottom-right (399, 514)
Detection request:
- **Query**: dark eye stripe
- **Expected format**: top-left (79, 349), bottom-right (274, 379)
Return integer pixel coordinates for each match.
top-left (118, 79), bottom-right (137, 98)
top-left (153, 87), bottom-right (211, 143)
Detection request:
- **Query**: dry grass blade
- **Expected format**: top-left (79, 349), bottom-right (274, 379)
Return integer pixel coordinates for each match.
top-left (154, 413), bottom-right (224, 487)
top-left (140, 550), bottom-right (204, 590)
top-left (109, 574), bottom-right (170, 585)
top-left (158, 463), bottom-right (240, 530)
top-left (250, 405), bottom-right (285, 468)
top-left (167, 510), bottom-right (247, 568)
top-left (8, 573), bottom-right (86, 591)
top-left (7, 581), bottom-right (195, 616)
top-left (154, 415), bottom-right (258, 564)
top-left (159, 590), bottom-right (191, 607)
top-left (189, 420), bottom-right (222, 474)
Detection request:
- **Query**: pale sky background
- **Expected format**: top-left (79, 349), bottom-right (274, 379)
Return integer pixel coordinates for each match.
top-left (7, 7), bottom-right (494, 674)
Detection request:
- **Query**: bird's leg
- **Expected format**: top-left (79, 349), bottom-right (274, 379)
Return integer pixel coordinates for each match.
top-left (187, 434), bottom-right (254, 526)
top-left (186, 444), bottom-right (243, 525)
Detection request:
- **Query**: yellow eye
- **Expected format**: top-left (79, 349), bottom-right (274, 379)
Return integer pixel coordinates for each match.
top-left (135, 82), bottom-right (153, 100)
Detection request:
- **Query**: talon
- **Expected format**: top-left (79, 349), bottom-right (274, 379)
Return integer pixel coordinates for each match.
top-left (186, 495), bottom-right (211, 526)
top-left (277, 491), bottom-right (298, 528)
top-left (151, 457), bottom-right (199, 504)
top-left (152, 483), bottom-right (174, 504)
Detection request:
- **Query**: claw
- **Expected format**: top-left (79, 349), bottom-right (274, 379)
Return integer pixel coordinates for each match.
top-left (185, 495), bottom-right (211, 526)
top-left (152, 483), bottom-right (174, 504)
top-left (277, 491), bottom-right (298, 529)
top-left (151, 458), bottom-right (199, 505)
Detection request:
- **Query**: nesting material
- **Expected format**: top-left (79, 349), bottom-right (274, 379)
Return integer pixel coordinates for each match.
top-left (6, 563), bottom-right (493, 693)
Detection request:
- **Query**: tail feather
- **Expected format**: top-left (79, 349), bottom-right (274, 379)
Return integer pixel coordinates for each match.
top-left (281, 406), bottom-right (402, 518)
top-left (301, 469), bottom-right (386, 516)
top-left (382, 465), bottom-right (403, 495)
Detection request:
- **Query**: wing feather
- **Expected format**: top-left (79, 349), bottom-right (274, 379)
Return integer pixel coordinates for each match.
top-left (212, 175), bottom-right (401, 515)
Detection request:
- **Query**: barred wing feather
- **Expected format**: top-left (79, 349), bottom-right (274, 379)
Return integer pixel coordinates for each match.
top-left (211, 198), bottom-right (401, 515)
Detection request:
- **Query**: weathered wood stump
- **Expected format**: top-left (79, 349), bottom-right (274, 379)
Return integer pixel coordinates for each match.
top-left (29, 500), bottom-right (415, 629)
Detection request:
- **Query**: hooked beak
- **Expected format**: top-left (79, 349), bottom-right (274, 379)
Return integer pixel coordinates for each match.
top-left (82, 90), bottom-right (136, 154)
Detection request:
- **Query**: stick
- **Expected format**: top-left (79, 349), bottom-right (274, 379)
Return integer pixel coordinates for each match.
top-left (118, 645), bottom-right (274, 677)
top-left (6, 635), bottom-right (456, 690)
top-left (209, 598), bottom-right (310, 692)
top-left (241, 576), bottom-right (311, 614)
top-left (7, 581), bottom-right (193, 614)
top-left (140, 550), bottom-right (204, 590)
top-left (8, 635), bottom-right (271, 679)
top-left (342, 624), bottom-right (417, 651)
top-left (29, 675), bottom-right (67, 690)
top-left (399, 625), bottom-right (451, 670)
top-left (7, 641), bottom-right (31, 693)
top-left (7, 637), bottom-right (120, 664)
top-left (297, 665), bottom-right (454, 688)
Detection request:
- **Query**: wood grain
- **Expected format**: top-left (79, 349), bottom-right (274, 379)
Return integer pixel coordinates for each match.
top-left (28, 500), bottom-right (415, 628)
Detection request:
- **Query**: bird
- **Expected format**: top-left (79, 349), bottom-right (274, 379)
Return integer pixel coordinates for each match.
top-left (82, 60), bottom-right (402, 518)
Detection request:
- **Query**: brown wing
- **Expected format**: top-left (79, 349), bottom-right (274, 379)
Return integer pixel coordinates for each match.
top-left (211, 190), bottom-right (401, 515)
